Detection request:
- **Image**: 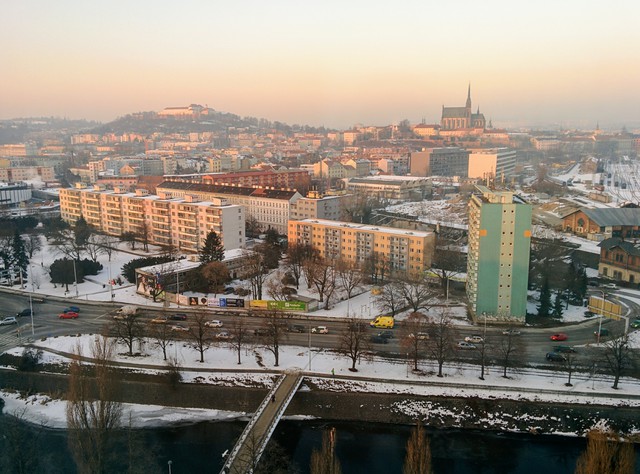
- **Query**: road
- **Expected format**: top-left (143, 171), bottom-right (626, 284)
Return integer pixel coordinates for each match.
top-left (0, 291), bottom-right (635, 369)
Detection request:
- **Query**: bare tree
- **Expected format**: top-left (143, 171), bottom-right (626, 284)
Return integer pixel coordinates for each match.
top-left (285, 243), bottom-right (317, 289)
top-left (266, 270), bottom-right (290, 301)
top-left (602, 335), bottom-right (633, 390)
top-left (246, 251), bottom-right (268, 300)
top-left (50, 228), bottom-right (84, 261)
top-left (137, 221), bottom-right (150, 252)
top-left (0, 408), bottom-right (46, 474)
top-left (306, 257), bottom-right (337, 308)
top-left (363, 251), bottom-right (390, 284)
top-left (257, 310), bottom-right (288, 367)
top-left (403, 421), bottom-right (433, 474)
top-left (149, 318), bottom-right (174, 361)
top-left (338, 317), bottom-right (371, 372)
top-left (429, 309), bottom-right (453, 377)
top-left (575, 429), bottom-right (636, 474)
top-left (564, 351), bottom-right (581, 387)
top-left (85, 234), bottom-right (106, 263)
top-left (310, 428), bottom-right (342, 474)
top-left (400, 312), bottom-right (429, 372)
top-left (430, 231), bottom-right (466, 299)
top-left (398, 272), bottom-right (437, 314)
top-left (189, 312), bottom-right (212, 363)
top-left (120, 231), bottom-right (137, 250)
top-left (109, 314), bottom-right (145, 356)
top-left (496, 332), bottom-right (521, 378)
top-left (336, 258), bottom-right (363, 300)
top-left (23, 233), bottom-right (43, 259)
top-left (67, 336), bottom-right (123, 474)
top-left (96, 234), bottom-right (118, 262)
top-left (228, 315), bottom-right (251, 365)
top-left (375, 280), bottom-right (405, 316)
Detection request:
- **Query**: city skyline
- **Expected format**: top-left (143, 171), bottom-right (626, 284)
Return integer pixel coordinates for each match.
top-left (2, 0), bottom-right (640, 129)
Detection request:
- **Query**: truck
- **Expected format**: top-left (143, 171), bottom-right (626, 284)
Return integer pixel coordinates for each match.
top-left (114, 305), bottom-right (138, 320)
top-left (369, 316), bottom-right (394, 329)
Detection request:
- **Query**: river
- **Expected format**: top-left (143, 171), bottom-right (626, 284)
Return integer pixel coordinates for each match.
top-left (1, 419), bottom-right (639, 473)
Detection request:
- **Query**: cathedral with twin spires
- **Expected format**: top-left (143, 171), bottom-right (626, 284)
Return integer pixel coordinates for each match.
top-left (440, 85), bottom-right (486, 131)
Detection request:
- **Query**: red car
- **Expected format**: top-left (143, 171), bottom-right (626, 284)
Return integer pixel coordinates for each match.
top-left (550, 333), bottom-right (567, 341)
top-left (59, 311), bottom-right (79, 319)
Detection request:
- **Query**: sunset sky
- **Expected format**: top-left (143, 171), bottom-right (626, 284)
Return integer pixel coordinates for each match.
top-left (2, 0), bottom-right (639, 129)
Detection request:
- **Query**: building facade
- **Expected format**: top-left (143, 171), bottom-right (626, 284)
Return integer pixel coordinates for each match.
top-left (561, 207), bottom-right (640, 241)
top-left (345, 176), bottom-right (432, 200)
top-left (60, 185), bottom-right (245, 253)
top-left (440, 85), bottom-right (486, 131)
top-left (468, 148), bottom-right (517, 183)
top-left (410, 147), bottom-right (470, 178)
top-left (290, 193), bottom-right (344, 221)
top-left (466, 186), bottom-right (532, 322)
top-left (288, 219), bottom-right (435, 273)
top-left (598, 237), bottom-right (640, 284)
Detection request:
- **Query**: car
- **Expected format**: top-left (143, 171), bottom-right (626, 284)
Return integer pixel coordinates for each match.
top-left (169, 313), bottom-right (187, 321)
top-left (584, 311), bottom-right (596, 318)
top-left (170, 324), bottom-right (189, 332)
top-left (150, 316), bottom-right (170, 324)
top-left (311, 326), bottom-right (329, 334)
top-left (553, 345), bottom-right (576, 353)
top-left (223, 287), bottom-right (235, 295)
top-left (464, 335), bottom-right (484, 343)
top-left (631, 319), bottom-right (640, 329)
top-left (64, 306), bottom-right (80, 314)
top-left (369, 335), bottom-right (388, 344)
top-left (457, 341), bottom-right (476, 350)
top-left (546, 352), bottom-right (566, 362)
top-left (409, 332), bottom-right (430, 340)
top-left (600, 282), bottom-right (618, 290)
top-left (594, 328), bottom-right (610, 338)
top-left (288, 324), bottom-right (306, 333)
top-left (59, 311), bottom-right (78, 319)
top-left (216, 331), bottom-right (232, 340)
top-left (205, 320), bottom-right (223, 328)
top-left (378, 330), bottom-right (394, 340)
top-left (0, 316), bottom-right (18, 326)
top-left (16, 308), bottom-right (33, 318)
top-left (502, 329), bottom-right (521, 336)
top-left (550, 333), bottom-right (568, 341)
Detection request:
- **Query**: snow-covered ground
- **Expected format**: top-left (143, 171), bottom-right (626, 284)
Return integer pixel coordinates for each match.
top-left (2, 331), bottom-right (640, 431)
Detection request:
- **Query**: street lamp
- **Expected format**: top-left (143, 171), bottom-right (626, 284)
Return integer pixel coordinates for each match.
top-left (28, 264), bottom-right (35, 337)
top-left (167, 460), bottom-right (172, 474)
top-left (72, 259), bottom-right (79, 298)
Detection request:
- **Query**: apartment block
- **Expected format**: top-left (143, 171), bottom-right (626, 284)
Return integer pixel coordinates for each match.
top-left (0, 166), bottom-right (55, 183)
top-left (345, 176), bottom-right (432, 200)
top-left (468, 148), bottom-right (517, 183)
top-left (197, 169), bottom-right (311, 193)
top-left (288, 219), bottom-right (435, 273)
top-left (60, 185), bottom-right (245, 253)
top-left (466, 186), bottom-right (532, 322)
top-left (410, 147), bottom-right (469, 178)
top-left (289, 193), bottom-right (345, 220)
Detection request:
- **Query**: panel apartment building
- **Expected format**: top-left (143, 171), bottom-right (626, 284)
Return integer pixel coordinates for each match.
top-left (466, 186), bottom-right (532, 322)
top-left (288, 219), bottom-right (435, 273)
top-left (59, 185), bottom-right (245, 253)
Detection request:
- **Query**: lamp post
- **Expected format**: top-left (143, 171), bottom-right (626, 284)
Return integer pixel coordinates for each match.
top-left (594, 290), bottom-right (607, 344)
top-left (29, 264), bottom-right (35, 337)
top-left (72, 259), bottom-right (79, 298)
top-left (167, 460), bottom-right (172, 474)
top-left (308, 317), bottom-right (312, 370)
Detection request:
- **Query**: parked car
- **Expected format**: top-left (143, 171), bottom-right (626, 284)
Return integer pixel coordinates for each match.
top-left (216, 331), bottom-right (232, 340)
top-left (457, 341), bottom-right (476, 350)
top-left (16, 308), bottom-right (33, 318)
top-left (464, 335), bottom-right (484, 343)
top-left (502, 329), bottom-right (521, 336)
top-left (584, 311), bottom-right (596, 318)
top-left (378, 330), bottom-right (394, 340)
top-left (369, 335), bottom-right (388, 344)
top-left (600, 283), bottom-right (618, 290)
top-left (409, 332), bottom-right (430, 340)
top-left (311, 326), bottom-right (329, 334)
top-left (170, 324), bottom-right (189, 332)
top-left (546, 352), bottom-right (566, 362)
top-left (205, 320), bottom-right (223, 328)
top-left (59, 311), bottom-right (78, 319)
top-left (64, 306), bottom-right (80, 314)
top-left (288, 324), bottom-right (306, 333)
top-left (631, 319), bottom-right (640, 329)
top-left (0, 316), bottom-right (18, 326)
top-left (550, 333), bottom-right (568, 341)
top-left (594, 328), bottom-right (610, 338)
top-left (553, 345), bottom-right (576, 353)
top-left (150, 316), bottom-right (170, 324)
top-left (169, 313), bottom-right (187, 321)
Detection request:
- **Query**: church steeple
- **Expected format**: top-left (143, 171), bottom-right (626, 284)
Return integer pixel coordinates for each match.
top-left (466, 83), bottom-right (472, 109)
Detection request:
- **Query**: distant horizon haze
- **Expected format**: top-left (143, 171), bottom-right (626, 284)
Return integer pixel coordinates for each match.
top-left (2, 0), bottom-right (639, 131)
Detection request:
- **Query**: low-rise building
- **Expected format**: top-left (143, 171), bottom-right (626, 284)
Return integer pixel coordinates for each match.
top-left (598, 237), bottom-right (640, 284)
top-left (410, 147), bottom-right (469, 178)
top-left (561, 207), bottom-right (640, 241)
top-left (344, 176), bottom-right (432, 200)
top-left (289, 192), bottom-right (345, 220)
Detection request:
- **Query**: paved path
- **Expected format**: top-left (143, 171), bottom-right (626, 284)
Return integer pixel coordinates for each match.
top-left (221, 371), bottom-right (304, 474)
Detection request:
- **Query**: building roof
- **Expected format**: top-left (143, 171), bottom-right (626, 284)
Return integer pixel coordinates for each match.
top-left (442, 107), bottom-right (468, 119)
top-left (598, 237), bottom-right (640, 256)
top-left (293, 219), bottom-right (433, 237)
top-left (157, 181), bottom-right (299, 200)
top-left (582, 208), bottom-right (640, 226)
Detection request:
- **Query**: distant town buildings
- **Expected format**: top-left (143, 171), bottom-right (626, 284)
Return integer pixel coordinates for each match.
top-left (466, 186), bottom-right (532, 322)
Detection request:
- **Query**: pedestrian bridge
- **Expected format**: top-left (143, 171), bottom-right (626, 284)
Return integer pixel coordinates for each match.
top-left (220, 370), bottom-right (304, 474)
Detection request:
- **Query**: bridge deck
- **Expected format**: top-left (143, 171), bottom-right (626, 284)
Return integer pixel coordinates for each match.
top-left (221, 371), bottom-right (304, 474)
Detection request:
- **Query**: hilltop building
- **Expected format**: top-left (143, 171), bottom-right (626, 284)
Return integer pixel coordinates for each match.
top-left (467, 186), bottom-right (532, 322)
top-left (440, 85), bottom-right (486, 131)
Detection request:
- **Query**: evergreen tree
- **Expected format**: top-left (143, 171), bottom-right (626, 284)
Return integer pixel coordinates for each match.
top-left (537, 276), bottom-right (552, 317)
top-left (74, 215), bottom-right (92, 247)
top-left (552, 291), bottom-right (564, 318)
top-left (11, 230), bottom-right (29, 275)
top-left (200, 230), bottom-right (225, 263)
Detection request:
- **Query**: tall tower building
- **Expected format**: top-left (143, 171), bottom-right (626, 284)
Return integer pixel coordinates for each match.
top-left (466, 186), bottom-right (532, 323)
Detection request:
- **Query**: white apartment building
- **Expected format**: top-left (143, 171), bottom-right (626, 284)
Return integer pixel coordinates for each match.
top-left (468, 148), bottom-right (517, 183)
top-left (60, 185), bottom-right (245, 253)
top-left (290, 193), bottom-right (345, 221)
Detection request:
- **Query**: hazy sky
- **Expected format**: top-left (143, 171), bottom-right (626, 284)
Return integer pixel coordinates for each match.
top-left (2, 0), bottom-right (639, 129)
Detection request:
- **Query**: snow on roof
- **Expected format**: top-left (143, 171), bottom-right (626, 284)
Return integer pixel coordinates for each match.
top-left (295, 219), bottom-right (433, 237)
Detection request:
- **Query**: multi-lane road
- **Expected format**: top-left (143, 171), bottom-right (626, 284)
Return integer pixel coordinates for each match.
top-left (1, 291), bottom-right (633, 370)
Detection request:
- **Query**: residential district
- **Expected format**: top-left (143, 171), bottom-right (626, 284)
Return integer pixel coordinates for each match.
top-left (0, 90), bottom-right (639, 473)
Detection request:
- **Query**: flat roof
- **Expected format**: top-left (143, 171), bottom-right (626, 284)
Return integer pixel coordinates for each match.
top-left (292, 219), bottom-right (433, 237)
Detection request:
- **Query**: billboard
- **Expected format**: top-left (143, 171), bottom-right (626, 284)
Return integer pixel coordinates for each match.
top-left (250, 300), bottom-right (306, 311)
